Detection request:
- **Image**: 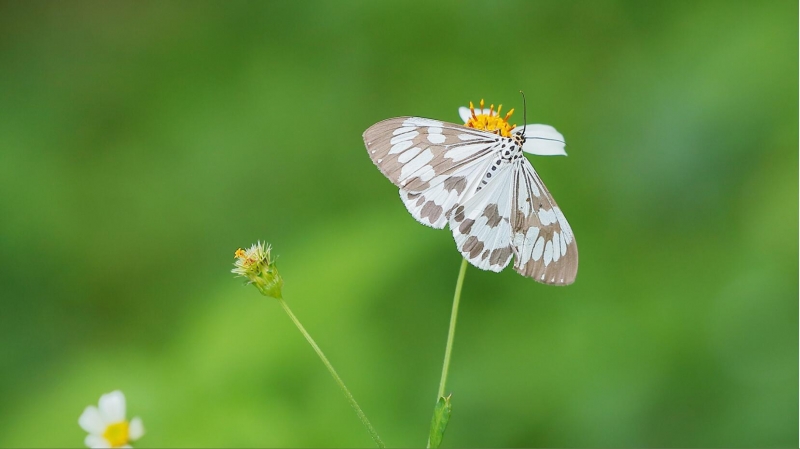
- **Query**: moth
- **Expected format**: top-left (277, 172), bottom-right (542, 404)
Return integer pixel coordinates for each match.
top-left (363, 100), bottom-right (578, 285)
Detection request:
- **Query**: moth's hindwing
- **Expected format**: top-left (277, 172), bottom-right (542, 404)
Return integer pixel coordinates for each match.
top-left (510, 158), bottom-right (578, 285)
top-left (448, 162), bottom-right (516, 272)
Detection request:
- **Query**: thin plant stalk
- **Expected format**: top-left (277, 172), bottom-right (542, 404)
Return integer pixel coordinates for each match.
top-left (277, 297), bottom-right (385, 448)
top-left (436, 258), bottom-right (468, 399)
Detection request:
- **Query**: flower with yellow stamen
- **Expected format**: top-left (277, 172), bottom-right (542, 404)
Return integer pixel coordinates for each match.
top-left (78, 390), bottom-right (144, 448)
top-left (232, 241), bottom-right (283, 298)
top-left (459, 99), bottom-right (568, 156)
top-left (463, 99), bottom-right (517, 137)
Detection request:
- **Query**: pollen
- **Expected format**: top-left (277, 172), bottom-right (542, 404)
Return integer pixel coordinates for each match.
top-left (103, 421), bottom-right (130, 448)
top-left (234, 248), bottom-right (246, 259)
top-left (464, 99), bottom-right (517, 137)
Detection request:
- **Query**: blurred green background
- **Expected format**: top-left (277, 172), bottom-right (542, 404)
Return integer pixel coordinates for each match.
top-left (0, 1), bottom-right (797, 447)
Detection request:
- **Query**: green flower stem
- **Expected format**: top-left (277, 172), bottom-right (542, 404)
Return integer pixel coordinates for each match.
top-left (277, 297), bottom-right (385, 448)
top-left (436, 258), bottom-right (468, 399)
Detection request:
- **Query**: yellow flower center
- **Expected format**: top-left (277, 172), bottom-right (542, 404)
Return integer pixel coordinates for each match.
top-left (464, 99), bottom-right (517, 137)
top-left (103, 421), bottom-right (130, 448)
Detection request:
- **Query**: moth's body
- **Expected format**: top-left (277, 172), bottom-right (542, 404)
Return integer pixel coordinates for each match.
top-left (364, 113), bottom-right (578, 285)
top-left (477, 133), bottom-right (525, 193)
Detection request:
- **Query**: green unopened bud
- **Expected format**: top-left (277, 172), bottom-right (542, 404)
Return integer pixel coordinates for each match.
top-left (232, 241), bottom-right (284, 298)
top-left (427, 394), bottom-right (452, 448)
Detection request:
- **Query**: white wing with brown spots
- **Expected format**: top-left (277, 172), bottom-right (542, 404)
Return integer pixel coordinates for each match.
top-left (448, 162), bottom-right (516, 271)
top-left (363, 117), bottom-right (501, 191)
top-left (397, 154), bottom-right (496, 228)
top-left (363, 113), bottom-right (578, 285)
top-left (364, 117), bottom-right (501, 228)
top-left (510, 158), bottom-right (578, 285)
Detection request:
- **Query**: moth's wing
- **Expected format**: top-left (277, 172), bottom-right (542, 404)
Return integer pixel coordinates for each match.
top-left (397, 153), bottom-right (496, 228)
top-left (363, 117), bottom-right (500, 191)
top-left (510, 158), bottom-right (578, 285)
top-left (364, 117), bottom-right (501, 228)
top-left (448, 162), bottom-right (516, 272)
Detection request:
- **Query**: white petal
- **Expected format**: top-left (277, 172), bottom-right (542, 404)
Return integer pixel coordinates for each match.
top-left (78, 406), bottom-right (105, 435)
top-left (458, 107), bottom-right (497, 123)
top-left (513, 124), bottom-right (567, 156)
top-left (98, 390), bottom-right (126, 423)
top-left (84, 434), bottom-right (111, 449)
top-left (458, 106), bottom-right (471, 123)
top-left (128, 417), bottom-right (145, 441)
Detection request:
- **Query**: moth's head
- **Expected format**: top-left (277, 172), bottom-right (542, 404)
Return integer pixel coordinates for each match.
top-left (512, 129), bottom-right (526, 147)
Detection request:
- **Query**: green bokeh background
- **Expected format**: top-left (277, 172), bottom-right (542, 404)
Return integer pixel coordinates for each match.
top-left (0, 1), bottom-right (797, 447)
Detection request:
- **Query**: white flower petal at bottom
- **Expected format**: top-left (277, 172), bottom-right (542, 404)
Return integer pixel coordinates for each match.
top-left (84, 434), bottom-right (111, 449)
top-left (78, 406), bottom-right (106, 435)
top-left (128, 417), bottom-right (145, 441)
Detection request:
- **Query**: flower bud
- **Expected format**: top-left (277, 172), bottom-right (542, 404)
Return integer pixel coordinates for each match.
top-left (232, 241), bottom-right (283, 298)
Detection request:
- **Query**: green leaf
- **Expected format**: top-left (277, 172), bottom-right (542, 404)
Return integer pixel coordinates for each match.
top-left (427, 395), bottom-right (452, 448)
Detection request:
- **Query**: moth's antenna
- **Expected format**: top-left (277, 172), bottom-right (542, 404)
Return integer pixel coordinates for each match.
top-left (519, 90), bottom-right (527, 135)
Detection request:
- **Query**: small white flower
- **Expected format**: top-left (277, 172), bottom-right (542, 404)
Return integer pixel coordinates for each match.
top-left (458, 99), bottom-right (567, 156)
top-left (78, 390), bottom-right (144, 448)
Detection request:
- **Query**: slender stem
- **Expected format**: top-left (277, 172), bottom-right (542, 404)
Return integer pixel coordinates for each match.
top-left (437, 258), bottom-right (469, 399)
top-left (277, 297), bottom-right (385, 448)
